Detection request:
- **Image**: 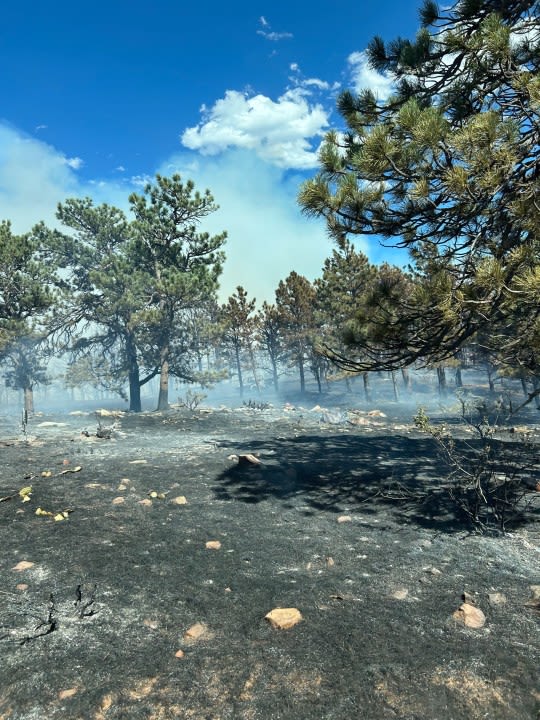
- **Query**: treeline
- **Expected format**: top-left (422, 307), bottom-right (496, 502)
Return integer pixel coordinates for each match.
top-left (0, 184), bottom-right (535, 414)
top-left (2, 0), bottom-right (540, 413)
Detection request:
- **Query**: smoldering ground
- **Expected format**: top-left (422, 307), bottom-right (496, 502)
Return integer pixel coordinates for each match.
top-left (0, 390), bottom-right (539, 720)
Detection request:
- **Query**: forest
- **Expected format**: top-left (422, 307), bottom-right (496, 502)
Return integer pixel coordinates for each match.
top-left (0, 0), bottom-right (539, 416)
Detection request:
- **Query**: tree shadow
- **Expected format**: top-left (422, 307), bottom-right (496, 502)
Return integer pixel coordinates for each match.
top-left (212, 432), bottom-right (538, 533)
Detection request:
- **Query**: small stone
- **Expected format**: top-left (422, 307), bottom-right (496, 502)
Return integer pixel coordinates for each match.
top-left (58, 688), bottom-right (78, 700)
top-left (183, 622), bottom-right (209, 642)
top-left (138, 499), bottom-right (152, 507)
top-left (112, 496), bottom-right (125, 505)
top-left (171, 496), bottom-right (188, 505)
top-left (143, 619), bottom-right (159, 630)
top-left (391, 588), bottom-right (409, 600)
top-left (529, 585), bottom-right (540, 600)
top-left (16, 583), bottom-right (28, 591)
top-left (174, 649), bottom-right (185, 659)
top-left (453, 602), bottom-right (486, 628)
top-left (206, 540), bottom-right (221, 550)
top-left (337, 515), bottom-right (352, 523)
top-left (265, 607), bottom-right (303, 630)
top-left (12, 561), bottom-right (34, 572)
top-left (424, 566), bottom-right (442, 576)
top-left (326, 557), bottom-right (335, 567)
top-left (117, 484), bottom-right (128, 491)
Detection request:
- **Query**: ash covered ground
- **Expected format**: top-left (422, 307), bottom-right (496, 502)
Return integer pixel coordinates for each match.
top-left (0, 376), bottom-right (539, 720)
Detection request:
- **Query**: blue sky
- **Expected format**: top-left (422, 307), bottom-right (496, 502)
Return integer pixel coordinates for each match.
top-left (0, 0), bottom-right (421, 302)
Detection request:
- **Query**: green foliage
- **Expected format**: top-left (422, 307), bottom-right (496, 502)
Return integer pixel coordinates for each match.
top-left (0, 221), bottom-right (59, 351)
top-left (129, 174), bottom-right (227, 409)
top-left (299, 0), bottom-right (540, 382)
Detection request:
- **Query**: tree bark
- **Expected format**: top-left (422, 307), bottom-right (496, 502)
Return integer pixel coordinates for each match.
top-left (157, 346), bottom-right (170, 411)
top-left (437, 366), bottom-right (447, 395)
top-left (126, 333), bottom-right (142, 412)
top-left (234, 344), bottom-right (244, 398)
top-left (363, 372), bottom-right (371, 402)
top-left (299, 355), bottom-right (306, 394)
top-left (24, 386), bottom-right (34, 415)
top-left (391, 371), bottom-right (399, 401)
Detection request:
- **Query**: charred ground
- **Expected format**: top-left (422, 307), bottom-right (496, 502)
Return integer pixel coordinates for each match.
top-left (0, 397), bottom-right (539, 720)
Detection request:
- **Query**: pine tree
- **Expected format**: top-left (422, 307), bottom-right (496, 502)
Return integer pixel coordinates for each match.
top-left (42, 199), bottom-right (151, 412)
top-left (219, 286), bottom-right (258, 397)
top-left (256, 302), bottom-right (285, 393)
top-left (0, 220), bottom-right (58, 351)
top-left (299, 0), bottom-right (540, 392)
top-left (275, 272), bottom-right (318, 394)
top-left (314, 238), bottom-right (377, 398)
top-left (130, 174), bottom-right (226, 410)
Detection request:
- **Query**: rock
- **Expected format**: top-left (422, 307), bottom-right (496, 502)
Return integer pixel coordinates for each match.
top-left (453, 602), bottom-right (486, 628)
top-left (326, 557), bottom-right (335, 567)
top-left (265, 607), bottom-right (303, 630)
top-left (183, 622), bottom-right (209, 642)
top-left (12, 561), bottom-right (34, 572)
top-left (337, 515), bottom-right (352, 523)
top-left (423, 566), bottom-right (442, 576)
top-left (112, 496), bottom-right (125, 505)
top-left (58, 688), bottom-right (78, 700)
top-left (206, 540), bottom-right (221, 550)
top-left (174, 649), bottom-right (185, 659)
top-left (391, 588), bottom-right (409, 600)
top-left (138, 499), bottom-right (152, 507)
top-left (171, 495), bottom-right (188, 505)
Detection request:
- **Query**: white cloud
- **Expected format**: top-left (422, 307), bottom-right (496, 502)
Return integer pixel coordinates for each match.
top-left (256, 15), bottom-right (293, 42)
top-left (257, 30), bottom-right (293, 41)
top-left (181, 89), bottom-right (329, 169)
top-left (160, 149), bottom-right (350, 303)
top-left (347, 51), bottom-right (394, 100)
top-left (0, 123), bottom-right (129, 233)
top-left (64, 156), bottom-right (84, 169)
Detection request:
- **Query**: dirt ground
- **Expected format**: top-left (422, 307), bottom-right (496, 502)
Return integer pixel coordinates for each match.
top-left (0, 400), bottom-right (539, 720)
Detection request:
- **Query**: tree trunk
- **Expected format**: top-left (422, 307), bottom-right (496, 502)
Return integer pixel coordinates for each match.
top-left (486, 364), bottom-right (495, 392)
top-left (314, 367), bottom-right (322, 394)
top-left (299, 356), bottom-right (305, 394)
top-left (455, 366), bottom-right (463, 389)
top-left (391, 372), bottom-right (399, 402)
top-left (157, 346), bottom-right (170, 411)
top-left (234, 344), bottom-right (244, 397)
top-left (363, 373), bottom-right (371, 402)
top-left (437, 366), bottom-right (447, 395)
top-left (126, 334), bottom-right (142, 412)
top-left (24, 386), bottom-right (34, 415)
top-left (401, 368), bottom-right (411, 390)
top-left (271, 359), bottom-right (279, 393)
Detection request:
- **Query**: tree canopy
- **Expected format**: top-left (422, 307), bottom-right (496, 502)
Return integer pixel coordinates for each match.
top-left (299, 0), bottom-right (540, 383)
